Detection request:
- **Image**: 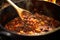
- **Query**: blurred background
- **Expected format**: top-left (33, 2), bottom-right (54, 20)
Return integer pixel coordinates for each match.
top-left (0, 0), bottom-right (60, 10)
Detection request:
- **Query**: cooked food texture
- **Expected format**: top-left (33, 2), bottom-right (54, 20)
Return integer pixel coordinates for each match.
top-left (5, 13), bottom-right (60, 35)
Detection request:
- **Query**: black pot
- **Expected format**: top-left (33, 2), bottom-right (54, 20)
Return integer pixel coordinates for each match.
top-left (0, 1), bottom-right (60, 40)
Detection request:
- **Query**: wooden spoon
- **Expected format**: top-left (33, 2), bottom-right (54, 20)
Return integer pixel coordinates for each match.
top-left (7, 0), bottom-right (32, 20)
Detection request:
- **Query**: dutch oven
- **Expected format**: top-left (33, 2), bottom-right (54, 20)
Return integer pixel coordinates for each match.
top-left (0, 1), bottom-right (60, 40)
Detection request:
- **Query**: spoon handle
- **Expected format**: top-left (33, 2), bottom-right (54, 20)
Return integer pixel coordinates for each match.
top-left (7, 0), bottom-right (24, 20)
top-left (7, 0), bottom-right (23, 13)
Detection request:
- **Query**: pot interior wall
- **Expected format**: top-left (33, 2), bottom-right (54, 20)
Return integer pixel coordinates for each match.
top-left (0, 1), bottom-right (60, 26)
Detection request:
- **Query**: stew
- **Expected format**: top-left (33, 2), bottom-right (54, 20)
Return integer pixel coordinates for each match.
top-left (5, 12), bottom-right (60, 35)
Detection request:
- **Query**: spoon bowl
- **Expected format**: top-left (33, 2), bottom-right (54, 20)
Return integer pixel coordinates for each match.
top-left (7, 0), bottom-right (32, 20)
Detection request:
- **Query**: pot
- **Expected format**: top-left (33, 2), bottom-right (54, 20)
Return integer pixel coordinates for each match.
top-left (0, 1), bottom-right (60, 40)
